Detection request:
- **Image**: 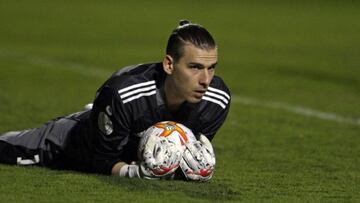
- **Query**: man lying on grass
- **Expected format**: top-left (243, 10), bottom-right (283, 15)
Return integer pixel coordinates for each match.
top-left (0, 20), bottom-right (231, 181)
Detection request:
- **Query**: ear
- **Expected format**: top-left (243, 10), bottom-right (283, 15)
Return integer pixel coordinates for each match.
top-left (162, 55), bottom-right (174, 75)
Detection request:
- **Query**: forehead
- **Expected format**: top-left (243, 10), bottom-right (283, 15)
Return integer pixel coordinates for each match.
top-left (180, 44), bottom-right (218, 64)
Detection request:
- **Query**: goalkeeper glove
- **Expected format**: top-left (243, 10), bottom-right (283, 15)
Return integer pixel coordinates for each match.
top-left (179, 134), bottom-right (216, 182)
top-left (139, 131), bottom-right (182, 179)
top-left (120, 131), bottom-right (182, 179)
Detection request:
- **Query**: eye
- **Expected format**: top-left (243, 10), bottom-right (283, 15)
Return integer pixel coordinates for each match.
top-left (209, 64), bottom-right (216, 70)
top-left (208, 65), bottom-right (216, 72)
top-left (189, 64), bottom-right (203, 70)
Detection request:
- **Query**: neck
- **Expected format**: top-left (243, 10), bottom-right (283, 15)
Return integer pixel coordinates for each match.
top-left (164, 77), bottom-right (184, 113)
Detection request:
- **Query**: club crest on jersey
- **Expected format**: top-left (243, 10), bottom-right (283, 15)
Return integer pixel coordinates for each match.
top-left (98, 112), bottom-right (113, 135)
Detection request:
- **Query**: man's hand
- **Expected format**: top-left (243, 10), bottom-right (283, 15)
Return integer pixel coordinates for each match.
top-left (118, 132), bottom-right (182, 179)
top-left (139, 133), bottom-right (182, 179)
top-left (180, 134), bottom-right (216, 182)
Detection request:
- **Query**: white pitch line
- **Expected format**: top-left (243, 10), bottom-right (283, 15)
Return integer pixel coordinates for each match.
top-left (1, 49), bottom-right (359, 126)
top-left (232, 95), bottom-right (360, 126)
top-left (0, 49), bottom-right (111, 78)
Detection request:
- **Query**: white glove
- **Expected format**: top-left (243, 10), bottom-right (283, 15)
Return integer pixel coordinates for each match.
top-left (180, 134), bottom-right (216, 182)
top-left (119, 135), bottom-right (182, 179)
top-left (137, 130), bottom-right (182, 179)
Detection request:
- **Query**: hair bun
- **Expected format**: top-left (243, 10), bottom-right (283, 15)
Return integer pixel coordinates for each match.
top-left (179, 20), bottom-right (191, 26)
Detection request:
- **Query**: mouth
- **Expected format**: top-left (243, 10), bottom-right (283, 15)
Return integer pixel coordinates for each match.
top-left (194, 90), bottom-right (207, 98)
top-left (195, 90), bottom-right (206, 93)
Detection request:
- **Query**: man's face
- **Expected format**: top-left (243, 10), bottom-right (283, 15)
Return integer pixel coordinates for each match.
top-left (165, 44), bottom-right (218, 104)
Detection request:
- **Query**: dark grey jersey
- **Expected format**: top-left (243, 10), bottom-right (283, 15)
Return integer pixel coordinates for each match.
top-left (87, 62), bottom-right (231, 174)
top-left (0, 62), bottom-right (230, 174)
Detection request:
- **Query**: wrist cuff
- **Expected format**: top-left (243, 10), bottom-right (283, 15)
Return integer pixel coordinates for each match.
top-left (119, 164), bottom-right (140, 178)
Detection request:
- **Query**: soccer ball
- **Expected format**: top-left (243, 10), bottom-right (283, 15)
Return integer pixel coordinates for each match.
top-left (152, 121), bottom-right (195, 146)
top-left (138, 121), bottom-right (195, 178)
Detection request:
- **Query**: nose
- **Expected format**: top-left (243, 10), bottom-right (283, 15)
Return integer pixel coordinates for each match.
top-left (199, 69), bottom-right (211, 88)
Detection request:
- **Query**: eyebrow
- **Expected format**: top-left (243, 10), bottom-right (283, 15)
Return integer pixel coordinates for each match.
top-left (188, 62), bottom-right (218, 68)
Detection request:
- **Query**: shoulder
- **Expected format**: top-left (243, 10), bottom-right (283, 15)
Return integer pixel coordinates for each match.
top-left (97, 63), bottom-right (164, 104)
top-left (108, 62), bottom-right (163, 86)
top-left (111, 63), bottom-right (160, 77)
top-left (202, 75), bottom-right (231, 110)
top-left (117, 80), bottom-right (157, 104)
top-left (188, 76), bottom-right (231, 140)
top-left (209, 75), bottom-right (231, 95)
top-left (97, 62), bottom-right (164, 104)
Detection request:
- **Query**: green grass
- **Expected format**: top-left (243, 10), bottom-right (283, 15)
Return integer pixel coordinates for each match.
top-left (1, 0), bottom-right (359, 202)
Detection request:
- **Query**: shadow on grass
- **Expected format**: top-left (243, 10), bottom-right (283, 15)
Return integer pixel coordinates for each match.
top-left (0, 164), bottom-right (240, 201)
top-left (99, 175), bottom-right (241, 201)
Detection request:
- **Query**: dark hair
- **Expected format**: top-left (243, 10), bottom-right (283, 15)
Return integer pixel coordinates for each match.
top-left (166, 20), bottom-right (216, 62)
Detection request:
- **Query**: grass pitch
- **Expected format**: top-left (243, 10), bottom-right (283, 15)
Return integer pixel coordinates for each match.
top-left (1, 0), bottom-right (359, 202)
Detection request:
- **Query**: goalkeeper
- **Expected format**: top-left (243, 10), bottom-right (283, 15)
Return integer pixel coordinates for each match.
top-left (0, 20), bottom-right (231, 181)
